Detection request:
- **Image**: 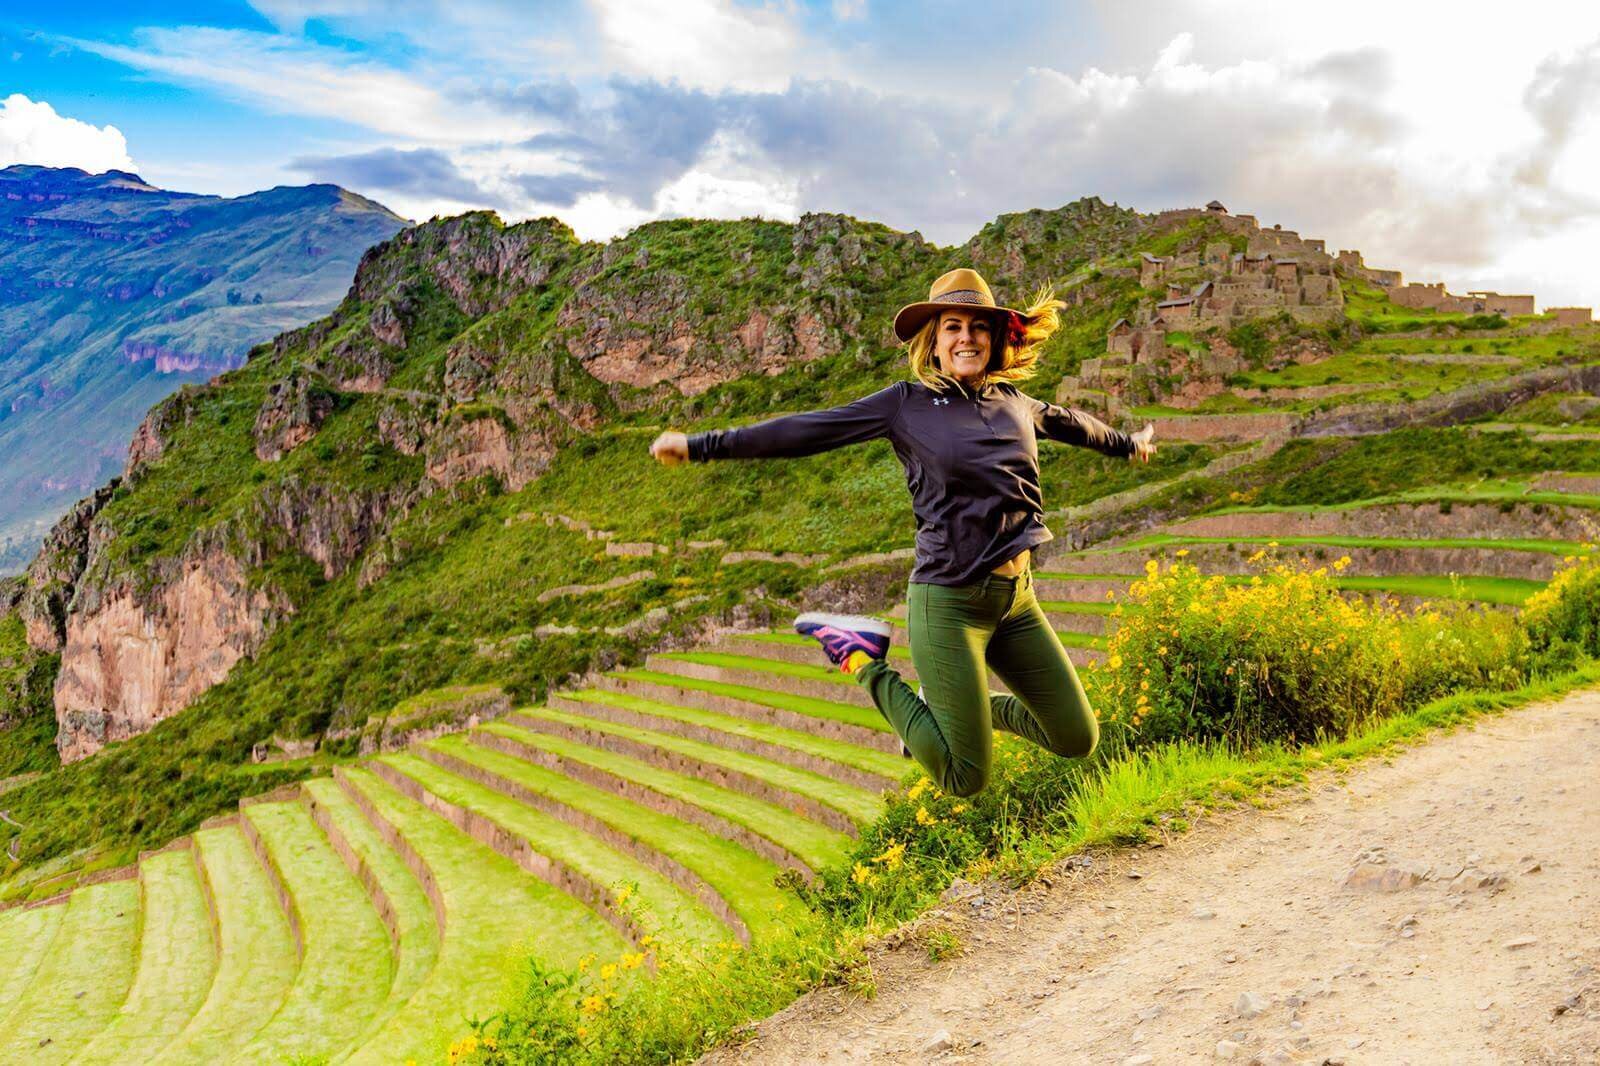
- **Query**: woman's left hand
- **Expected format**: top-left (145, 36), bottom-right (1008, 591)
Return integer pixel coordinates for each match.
top-left (1129, 422), bottom-right (1157, 464)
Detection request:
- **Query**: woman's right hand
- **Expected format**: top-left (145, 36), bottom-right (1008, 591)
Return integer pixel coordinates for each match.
top-left (650, 430), bottom-right (690, 466)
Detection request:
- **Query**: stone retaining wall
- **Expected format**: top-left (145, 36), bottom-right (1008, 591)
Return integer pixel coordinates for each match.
top-left (1158, 503), bottom-right (1598, 544)
top-left (301, 786), bottom-right (408, 958)
top-left (468, 729), bottom-right (813, 881)
top-left (332, 769), bottom-right (449, 934)
top-left (548, 693), bottom-right (894, 793)
top-left (239, 806), bottom-right (304, 960)
top-left (1049, 542), bottom-right (1563, 581)
top-left (507, 711), bottom-right (858, 837)
top-left (367, 759), bottom-right (647, 949)
top-left (416, 744), bottom-right (747, 945)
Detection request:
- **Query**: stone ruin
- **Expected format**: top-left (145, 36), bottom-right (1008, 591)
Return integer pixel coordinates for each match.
top-left (1389, 282), bottom-right (1536, 316)
top-left (1057, 202), bottom-right (1592, 418)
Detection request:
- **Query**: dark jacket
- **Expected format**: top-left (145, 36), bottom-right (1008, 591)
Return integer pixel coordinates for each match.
top-left (686, 377), bottom-right (1135, 585)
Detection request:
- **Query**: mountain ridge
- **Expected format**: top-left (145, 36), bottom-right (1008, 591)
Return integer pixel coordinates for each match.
top-left (0, 164), bottom-right (410, 574)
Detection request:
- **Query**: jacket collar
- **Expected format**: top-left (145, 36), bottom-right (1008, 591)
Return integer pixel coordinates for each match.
top-left (944, 376), bottom-right (995, 400)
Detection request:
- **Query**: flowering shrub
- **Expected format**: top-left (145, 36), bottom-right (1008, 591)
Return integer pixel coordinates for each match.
top-left (1395, 598), bottom-right (1528, 704)
top-left (1096, 554), bottom-right (1410, 745)
top-left (1522, 549), bottom-right (1600, 666)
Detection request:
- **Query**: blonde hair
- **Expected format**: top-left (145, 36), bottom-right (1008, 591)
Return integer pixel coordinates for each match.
top-left (905, 282), bottom-right (1067, 392)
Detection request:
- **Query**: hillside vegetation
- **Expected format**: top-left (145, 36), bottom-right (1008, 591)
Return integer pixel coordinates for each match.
top-left (0, 195), bottom-right (1596, 1063)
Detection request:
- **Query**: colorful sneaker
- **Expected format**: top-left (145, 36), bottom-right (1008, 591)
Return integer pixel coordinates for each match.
top-left (793, 612), bottom-right (892, 673)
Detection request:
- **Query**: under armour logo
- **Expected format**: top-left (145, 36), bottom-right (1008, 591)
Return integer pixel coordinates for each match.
top-left (932, 397), bottom-right (950, 406)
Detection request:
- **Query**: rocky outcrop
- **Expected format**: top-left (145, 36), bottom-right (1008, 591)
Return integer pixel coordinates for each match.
top-left (124, 387), bottom-right (203, 479)
top-left (253, 370), bottom-right (338, 461)
top-left (53, 542), bottom-right (290, 762)
top-left (423, 409), bottom-right (555, 492)
top-left (18, 483), bottom-right (118, 653)
top-left (1300, 364), bottom-right (1600, 438)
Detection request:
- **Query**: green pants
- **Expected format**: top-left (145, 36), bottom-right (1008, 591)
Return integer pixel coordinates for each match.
top-left (855, 566), bottom-right (1099, 797)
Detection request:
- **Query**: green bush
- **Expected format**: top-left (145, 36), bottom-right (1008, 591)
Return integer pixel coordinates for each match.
top-left (1097, 555), bottom-right (1408, 744)
top-left (1522, 552), bottom-right (1600, 665)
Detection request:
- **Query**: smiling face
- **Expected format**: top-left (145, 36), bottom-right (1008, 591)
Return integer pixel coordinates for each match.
top-left (934, 308), bottom-right (995, 386)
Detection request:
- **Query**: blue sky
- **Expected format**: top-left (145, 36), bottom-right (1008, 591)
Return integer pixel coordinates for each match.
top-left (4, 1), bottom-right (1600, 306)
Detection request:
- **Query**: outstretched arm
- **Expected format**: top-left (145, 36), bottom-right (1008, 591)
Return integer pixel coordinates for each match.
top-left (1028, 394), bottom-right (1155, 462)
top-left (665, 382), bottom-right (905, 463)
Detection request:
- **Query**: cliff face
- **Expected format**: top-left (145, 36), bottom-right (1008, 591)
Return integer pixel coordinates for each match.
top-left (53, 541), bottom-right (287, 761)
top-left (6, 197), bottom-right (1148, 762)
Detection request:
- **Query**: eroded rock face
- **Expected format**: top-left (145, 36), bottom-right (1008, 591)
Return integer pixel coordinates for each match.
top-left (253, 370), bottom-right (337, 461)
top-left (424, 413), bottom-right (555, 492)
top-left (124, 387), bottom-right (203, 480)
top-left (18, 482), bottom-right (118, 654)
top-left (53, 546), bottom-right (289, 762)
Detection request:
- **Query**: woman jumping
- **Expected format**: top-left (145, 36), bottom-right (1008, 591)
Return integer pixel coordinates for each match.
top-left (649, 267), bottom-right (1156, 797)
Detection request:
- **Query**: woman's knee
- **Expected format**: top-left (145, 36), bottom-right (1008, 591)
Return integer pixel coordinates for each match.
top-left (940, 758), bottom-right (989, 798)
top-left (1071, 714), bottom-right (1100, 759)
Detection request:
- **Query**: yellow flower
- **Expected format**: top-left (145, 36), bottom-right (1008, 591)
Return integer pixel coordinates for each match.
top-left (639, 933), bottom-right (656, 947)
top-left (614, 884), bottom-right (633, 904)
top-left (581, 994), bottom-right (608, 1015)
top-left (950, 802), bottom-right (967, 814)
top-left (1108, 653), bottom-right (1123, 670)
top-left (447, 1035), bottom-right (479, 1064)
top-left (1333, 555), bottom-right (1351, 571)
top-left (600, 963), bottom-right (618, 982)
top-left (577, 953), bottom-right (594, 972)
top-left (621, 951), bottom-right (646, 970)
top-left (873, 840), bottom-right (907, 869)
top-left (1157, 645), bottom-right (1168, 656)
top-left (1267, 540), bottom-right (1279, 547)
top-left (1139, 679), bottom-right (1149, 691)
top-left (577, 1026), bottom-right (589, 1039)
top-left (915, 805), bottom-right (938, 826)
top-left (852, 863), bottom-right (875, 885)
top-left (1175, 548), bottom-right (1189, 557)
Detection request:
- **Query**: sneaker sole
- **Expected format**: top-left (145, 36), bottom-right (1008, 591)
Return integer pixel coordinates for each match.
top-left (792, 612), bottom-right (893, 640)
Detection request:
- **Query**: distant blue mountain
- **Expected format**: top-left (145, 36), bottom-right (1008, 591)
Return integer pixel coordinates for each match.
top-left (0, 165), bottom-right (409, 572)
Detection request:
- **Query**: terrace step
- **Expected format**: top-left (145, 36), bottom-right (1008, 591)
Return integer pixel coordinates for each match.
top-left (1033, 574), bottom-right (1139, 601)
top-left (74, 847), bottom-right (217, 1064)
top-left (155, 824), bottom-right (299, 1064)
top-left (427, 734), bottom-right (791, 940)
top-left (598, 669), bottom-right (899, 754)
top-left (0, 900), bottom-right (65, 1029)
top-left (646, 651), bottom-right (876, 708)
top-left (1055, 539), bottom-right (1571, 582)
top-left (300, 777), bottom-right (440, 1054)
top-left (507, 707), bottom-right (880, 835)
top-left (548, 690), bottom-right (901, 793)
top-left (377, 750), bottom-right (724, 946)
top-left (334, 765), bottom-right (624, 1065)
top-left (881, 608), bottom-right (1107, 667)
top-left (1038, 603), bottom-right (1114, 635)
top-left (0, 877), bottom-right (140, 1063)
top-left (235, 800), bottom-right (394, 1063)
top-left (472, 723), bottom-right (846, 875)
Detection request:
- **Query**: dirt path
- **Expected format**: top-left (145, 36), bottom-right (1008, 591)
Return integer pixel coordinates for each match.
top-left (702, 687), bottom-right (1600, 1065)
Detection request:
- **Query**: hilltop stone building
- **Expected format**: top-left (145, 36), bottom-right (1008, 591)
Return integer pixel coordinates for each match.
top-left (1061, 200), bottom-right (1586, 419)
top-left (1390, 283), bottom-right (1536, 316)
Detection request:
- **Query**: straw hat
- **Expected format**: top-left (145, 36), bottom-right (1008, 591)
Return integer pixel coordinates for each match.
top-left (892, 267), bottom-right (1024, 343)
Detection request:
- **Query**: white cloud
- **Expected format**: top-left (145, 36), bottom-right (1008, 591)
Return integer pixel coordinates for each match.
top-left (67, 27), bottom-right (539, 145)
top-left (0, 94), bottom-right (135, 173)
top-left (588, 0), bottom-right (806, 92)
